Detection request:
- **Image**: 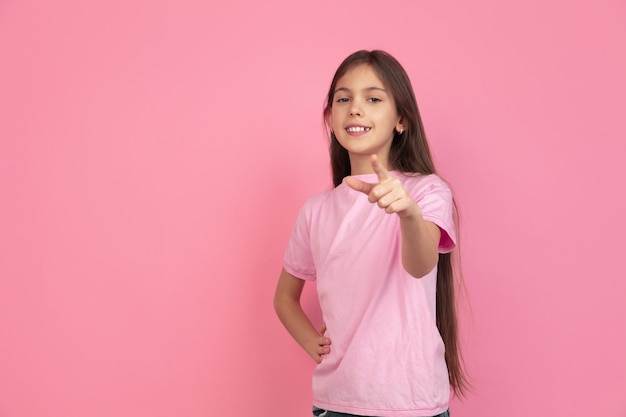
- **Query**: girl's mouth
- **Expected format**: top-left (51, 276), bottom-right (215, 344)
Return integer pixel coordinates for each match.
top-left (346, 126), bottom-right (371, 133)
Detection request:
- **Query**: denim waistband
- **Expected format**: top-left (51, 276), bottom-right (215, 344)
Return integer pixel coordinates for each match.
top-left (312, 406), bottom-right (450, 417)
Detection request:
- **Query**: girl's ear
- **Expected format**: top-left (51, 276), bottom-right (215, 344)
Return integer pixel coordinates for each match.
top-left (325, 112), bottom-right (333, 132)
top-left (395, 119), bottom-right (406, 134)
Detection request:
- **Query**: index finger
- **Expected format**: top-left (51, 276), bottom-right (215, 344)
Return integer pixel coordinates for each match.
top-left (370, 154), bottom-right (392, 182)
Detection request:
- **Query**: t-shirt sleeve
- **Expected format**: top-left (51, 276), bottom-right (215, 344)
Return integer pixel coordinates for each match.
top-left (411, 175), bottom-right (457, 253)
top-left (283, 201), bottom-right (317, 281)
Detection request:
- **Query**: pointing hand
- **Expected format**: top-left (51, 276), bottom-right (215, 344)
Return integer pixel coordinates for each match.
top-left (345, 155), bottom-right (418, 218)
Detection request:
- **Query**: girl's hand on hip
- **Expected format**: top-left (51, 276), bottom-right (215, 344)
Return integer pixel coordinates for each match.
top-left (345, 154), bottom-right (419, 219)
top-left (307, 323), bottom-right (331, 364)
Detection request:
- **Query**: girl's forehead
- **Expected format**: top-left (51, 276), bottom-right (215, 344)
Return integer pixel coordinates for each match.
top-left (336, 64), bottom-right (385, 89)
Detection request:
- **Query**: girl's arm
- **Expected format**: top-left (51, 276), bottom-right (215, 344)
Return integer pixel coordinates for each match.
top-left (345, 154), bottom-right (440, 278)
top-left (273, 268), bottom-right (331, 363)
top-left (398, 206), bottom-right (440, 278)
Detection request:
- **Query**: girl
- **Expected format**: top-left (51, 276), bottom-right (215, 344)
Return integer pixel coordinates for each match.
top-left (274, 50), bottom-right (468, 417)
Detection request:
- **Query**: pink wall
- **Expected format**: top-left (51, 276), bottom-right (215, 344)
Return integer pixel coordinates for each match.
top-left (1, 0), bottom-right (625, 416)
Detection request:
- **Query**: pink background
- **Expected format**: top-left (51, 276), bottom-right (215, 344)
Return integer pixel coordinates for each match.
top-left (1, 0), bottom-right (625, 416)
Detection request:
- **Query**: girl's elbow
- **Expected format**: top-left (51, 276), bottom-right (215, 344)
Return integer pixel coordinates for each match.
top-left (273, 292), bottom-right (298, 316)
top-left (273, 296), bottom-right (288, 323)
top-left (273, 293), bottom-right (287, 314)
top-left (407, 268), bottom-right (432, 279)
top-left (405, 258), bottom-right (438, 279)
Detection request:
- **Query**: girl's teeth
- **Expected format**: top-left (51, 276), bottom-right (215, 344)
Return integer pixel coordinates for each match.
top-left (347, 127), bottom-right (370, 132)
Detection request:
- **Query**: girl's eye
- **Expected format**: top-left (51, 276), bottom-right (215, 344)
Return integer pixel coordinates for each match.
top-left (336, 97), bottom-right (350, 103)
top-left (368, 97), bottom-right (382, 103)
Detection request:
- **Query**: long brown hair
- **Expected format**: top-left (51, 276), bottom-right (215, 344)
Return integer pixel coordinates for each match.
top-left (323, 50), bottom-right (470, 396)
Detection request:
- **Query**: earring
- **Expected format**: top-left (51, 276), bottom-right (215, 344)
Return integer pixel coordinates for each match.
top-left (397, 128), bottom-right (404, 134)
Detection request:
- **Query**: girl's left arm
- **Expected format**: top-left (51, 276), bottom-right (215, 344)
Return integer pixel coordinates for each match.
top-left (398, 205), bottom-right (440, 278)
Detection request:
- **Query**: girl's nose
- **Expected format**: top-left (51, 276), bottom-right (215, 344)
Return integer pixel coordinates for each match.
top-left (349, 105), bottom-right (362, 117)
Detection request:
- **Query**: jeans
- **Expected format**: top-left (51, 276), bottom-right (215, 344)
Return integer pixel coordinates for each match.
top-left (312, 406), bottom-right (450, 417)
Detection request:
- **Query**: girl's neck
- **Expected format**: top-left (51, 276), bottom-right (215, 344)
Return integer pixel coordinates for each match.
top-left (349, 153), bottom-right (393, 175)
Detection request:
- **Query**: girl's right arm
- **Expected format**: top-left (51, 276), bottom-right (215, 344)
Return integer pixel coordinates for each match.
top-left (273, 268), bottom-right (331, 364)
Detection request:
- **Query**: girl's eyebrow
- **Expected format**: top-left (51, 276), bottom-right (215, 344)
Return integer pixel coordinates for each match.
top-left (334, 86), bottom-right (387, 94)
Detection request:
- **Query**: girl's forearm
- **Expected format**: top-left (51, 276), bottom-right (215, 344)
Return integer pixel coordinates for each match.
top-left (399, 204), bottom-right (440, 278)
top-left (274, 269), bottom-right (330, 362)
top-left (275, 298), bottom-right (318, 348)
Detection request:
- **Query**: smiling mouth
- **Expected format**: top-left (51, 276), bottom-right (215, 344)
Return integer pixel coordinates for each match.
top-left (346, 126), bottom-right (371, 133)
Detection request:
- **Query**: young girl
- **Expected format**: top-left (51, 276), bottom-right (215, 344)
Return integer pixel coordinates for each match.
top-left (274, 50), bottom-right (468, 417)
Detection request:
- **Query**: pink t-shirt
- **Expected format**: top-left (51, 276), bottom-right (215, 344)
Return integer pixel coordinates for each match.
top-left (283, 172), bottom-right (457, 417)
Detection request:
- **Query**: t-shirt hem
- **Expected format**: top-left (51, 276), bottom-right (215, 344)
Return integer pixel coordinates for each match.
top-left (313, 400), bottom-right (449, 417)
top-left (421, 214), bottom-right (455, 254)
top-left (283, 263), bottom-right (315, 281)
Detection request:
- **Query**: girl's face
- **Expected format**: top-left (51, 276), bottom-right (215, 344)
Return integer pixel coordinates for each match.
top-left (327, 64), bottom-right (404, 171)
